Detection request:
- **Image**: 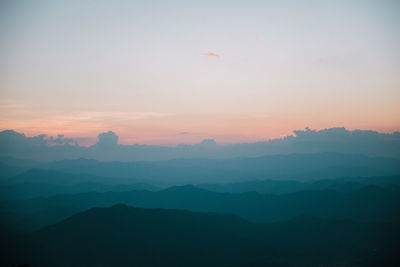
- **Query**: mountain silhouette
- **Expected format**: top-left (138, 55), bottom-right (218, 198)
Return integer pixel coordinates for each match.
top-left (3, 204), bottom-right (398, 266)
top-left (27, 153), bottom-right (400, 184)
top-left (197, 175), bottom-right (400, 194)
top-left (5, 184), bottom-right (400, 232)
top-left (0, 168), bottom-right (158, 199)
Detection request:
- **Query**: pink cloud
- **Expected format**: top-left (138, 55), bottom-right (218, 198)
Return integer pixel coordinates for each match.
top-left (203, 52), bottom-right (220, 58)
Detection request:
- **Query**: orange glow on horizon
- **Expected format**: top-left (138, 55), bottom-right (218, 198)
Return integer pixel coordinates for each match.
top-left (1, 111), bottom-right (399, 146)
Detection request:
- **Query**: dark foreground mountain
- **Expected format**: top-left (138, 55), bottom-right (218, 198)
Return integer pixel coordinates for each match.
top-left (5, 184), bottom-right (400, 231)
top-left (2, 205), bottom-right (398, 266)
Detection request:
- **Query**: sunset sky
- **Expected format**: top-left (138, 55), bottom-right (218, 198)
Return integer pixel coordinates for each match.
top-left (1, 0), bottom-right (399, 145)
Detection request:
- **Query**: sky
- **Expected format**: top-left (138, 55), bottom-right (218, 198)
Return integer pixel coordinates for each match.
top-left (0, 0), bottom-right (399, 145)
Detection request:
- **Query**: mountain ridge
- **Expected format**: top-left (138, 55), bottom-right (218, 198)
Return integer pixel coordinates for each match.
top-left (4, 204), bottom-right (395, 266)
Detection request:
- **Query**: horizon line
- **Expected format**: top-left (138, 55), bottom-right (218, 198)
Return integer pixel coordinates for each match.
top-left (1, 126), bottom-right (399, 147)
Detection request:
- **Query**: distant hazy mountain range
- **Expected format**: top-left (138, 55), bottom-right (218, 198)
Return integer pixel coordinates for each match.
top-left (1, 152), bottom-right (399, 232)
top-left (3, 183), bottom-right (399, 232)
top-left (1, 142), bottom-right (399, 266)
top-left (1, 152), bottom-right (400, 185)
top-left (2, 165), bottom-right (399, 199)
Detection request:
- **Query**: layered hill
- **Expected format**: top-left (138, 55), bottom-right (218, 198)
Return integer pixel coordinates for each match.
top-left (5, 184), bottom-right (400, 232)
top-left (3, 205), bottom-right (398, 266)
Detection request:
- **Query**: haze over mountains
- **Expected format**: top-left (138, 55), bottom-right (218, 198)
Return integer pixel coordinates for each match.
top-left (1, 127), bottom-right (399, 266)
top-left (1, 151), bottom-right (399, 188)
top-left (3, 183), bottom-right (399, 233)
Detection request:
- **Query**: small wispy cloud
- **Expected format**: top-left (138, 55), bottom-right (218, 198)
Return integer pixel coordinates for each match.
top-left (0, 104), bottom-right (24, 109)
top-left (203, 52), bottom-right (220, 58)
top-left (53, 111), bottom-right (174, 123)
top-left (0, 99), bottom-right (24, 109)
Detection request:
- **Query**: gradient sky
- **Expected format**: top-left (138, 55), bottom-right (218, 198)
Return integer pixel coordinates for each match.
top-left (0, 0), bottom-right (399, 145)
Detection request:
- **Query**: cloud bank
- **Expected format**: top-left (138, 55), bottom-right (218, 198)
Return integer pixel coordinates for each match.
top-left (0, 127), bottom-right (399, 162)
